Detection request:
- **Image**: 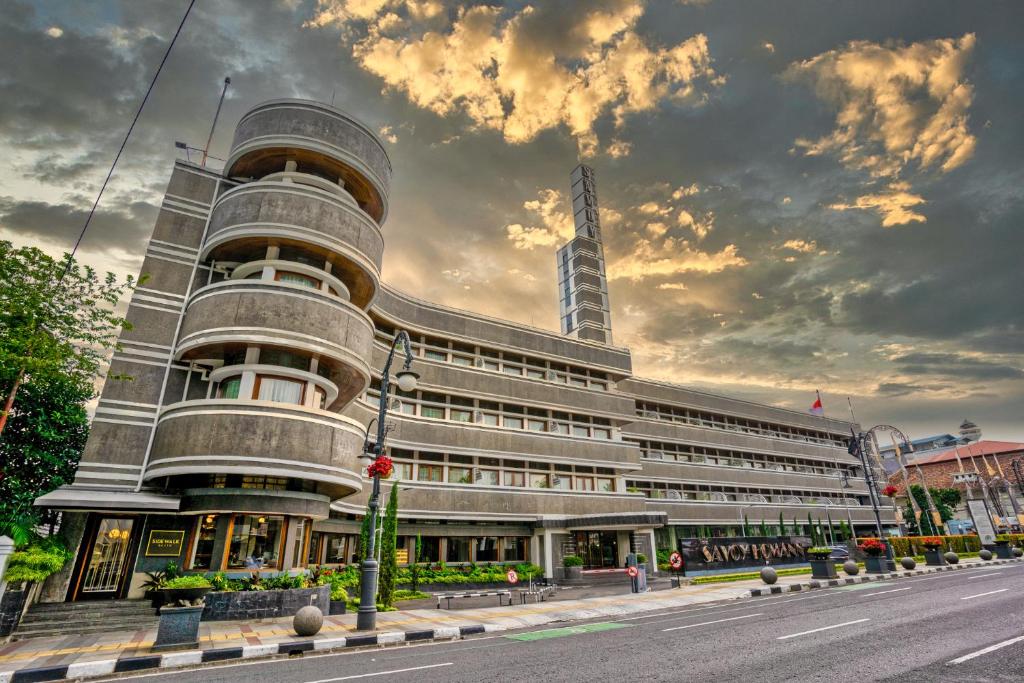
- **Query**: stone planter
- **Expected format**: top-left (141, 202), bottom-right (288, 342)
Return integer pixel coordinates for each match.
top-left (994, 542), bottom-right (1013, 559)
top-left (329, 600), bottom-right (347, 615)
top-left (202, 585), bottom-right (329, 622)
top-left (564, 566), bottom-right (583, 580)
top-left (923, 548), bottom-right (945, 566)
top-left (864, 555), bottom-right (886, 573)
top-left (153, 605), bottom-right (204, 652)
top-left (809, 558), bottom-right (838, 580)
top-left (161, 587), bottom-right (211, 607)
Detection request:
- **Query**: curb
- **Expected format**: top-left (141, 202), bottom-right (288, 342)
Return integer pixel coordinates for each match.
top-left (0, 624), bottom-right (489, 683)
top-left (747, 557), bottom-right (1022, 597)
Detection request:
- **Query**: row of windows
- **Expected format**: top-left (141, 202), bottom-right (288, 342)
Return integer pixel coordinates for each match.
top-left (366, 384), bottom-right (616, 440)
top-left (628, 439), bottom-right (854, 477)
top-left (386, 448), bottom-right (618, 492)
top-left (217, 373), bottom-right (328, 409)
top-left (624, 480), bottom-right (865, 506)
top-left (634, 400), bottom-right (847, 448)
top-left (373, 324), bottom-right (613, 391)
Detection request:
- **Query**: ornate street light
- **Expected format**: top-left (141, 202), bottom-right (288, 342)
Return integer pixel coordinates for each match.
top-left (847, 429), bottom-right (897, 571)
top-left (355, 330), bottom-right (418, 632)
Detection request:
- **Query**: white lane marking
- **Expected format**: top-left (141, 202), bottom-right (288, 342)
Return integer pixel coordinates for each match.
top-left (777, 618), bottom-right (870, 640)
top-left (305, 662), bottom-right (454, 682)
top-left (947, 634), bottom-right (1024, 665)
top-left (863, 587), bottom-right (911, 597)
top-left (968, 572), bottom-right (1002, 580)
top-left (662, 613), bottom-right (763, 632)
top-left (961, 589), bottom-right (1008, 601)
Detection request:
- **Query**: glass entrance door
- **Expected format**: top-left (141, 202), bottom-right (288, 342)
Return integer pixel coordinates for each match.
top-left (78, 517), bottom-right (135, 599)
top-left (573, 531), bottom-right (619, 568)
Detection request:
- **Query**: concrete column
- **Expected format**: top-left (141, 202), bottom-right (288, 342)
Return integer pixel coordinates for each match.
top-left (0, 535), bottom-right (14, 604)
top-left (542, 530), bottom-right (554, 579)
top-left (648, 529), bottom-right (658, 574)
top-left (530, 533), bottom-right (541, 569)
top-left (284, 160), bottom-right (297, 173)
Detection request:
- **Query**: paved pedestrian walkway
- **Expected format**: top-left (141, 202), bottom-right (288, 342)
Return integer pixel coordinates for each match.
top-left (0, 557), bottom-right (1015, 683)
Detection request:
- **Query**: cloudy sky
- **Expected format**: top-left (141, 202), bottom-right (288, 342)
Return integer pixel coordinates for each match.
top-left (3, 0), bottom-right (1022, 441)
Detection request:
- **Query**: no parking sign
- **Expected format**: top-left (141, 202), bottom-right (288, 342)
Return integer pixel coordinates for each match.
top-left (507, 569), bottom-right (519, 584)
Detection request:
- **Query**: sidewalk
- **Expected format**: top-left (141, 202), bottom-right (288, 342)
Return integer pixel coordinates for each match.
top-left (1, 557), bottom-right (1017, 683)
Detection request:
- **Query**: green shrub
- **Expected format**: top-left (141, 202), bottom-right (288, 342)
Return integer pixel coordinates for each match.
top-left (562, 555), bottom-right (583, 567)
top-left (163, 575), bottom-right (212, 589)
top-left (636, 553), bottom-right (647, 564)
top-left (330, 585), bottom-right (348, 601)
top-left (4, 542), bottom-right (71, 584)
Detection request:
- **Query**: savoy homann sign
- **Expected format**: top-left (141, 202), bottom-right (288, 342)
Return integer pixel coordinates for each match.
top-left (677, 536), bottom-right (812, 571)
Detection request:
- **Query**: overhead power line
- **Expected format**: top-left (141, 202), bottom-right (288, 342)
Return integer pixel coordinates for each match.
top-left (57, 0), bottom-right (197, 285)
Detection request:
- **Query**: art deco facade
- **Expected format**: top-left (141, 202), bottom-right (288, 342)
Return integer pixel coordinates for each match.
top-left (37, 100), bottom-right (893, 601)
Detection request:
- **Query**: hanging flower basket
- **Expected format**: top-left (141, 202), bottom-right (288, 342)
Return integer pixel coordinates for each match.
top-left (367, 455), bottom-right (394, 479)
top-left (881, 485), bottom-right (899, 498)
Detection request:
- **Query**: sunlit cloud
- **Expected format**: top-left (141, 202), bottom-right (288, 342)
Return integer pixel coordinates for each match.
top-left (781, 238), bottom-right (817, 253)
top-left (611, 238), bottom-right (747, 280)
top-left (505, 188), bottom-right (574, 250)
top-left (829, 181), bottom-right (926, 227)
top-left (308, 0), bottom-right (720, 153)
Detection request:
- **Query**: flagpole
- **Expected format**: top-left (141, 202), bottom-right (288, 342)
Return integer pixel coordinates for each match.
top-left (813, 389), bottom-right (846, 543)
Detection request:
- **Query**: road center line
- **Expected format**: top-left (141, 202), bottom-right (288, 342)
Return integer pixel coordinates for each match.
top-left (305, 662), bottom-right (454, 682)
top-left (662, 613), bottom-right (762, 632)
top-left (863, 587), bottom-right (911, 597)
top-left (967, 572), bottom-right (1002, 580)
top-left (777, 618), bottom-right (870, 640)
top-left (947, 634), bottom-right (1024, 665)
top-left (961, 589), bottom-right (1008, 600)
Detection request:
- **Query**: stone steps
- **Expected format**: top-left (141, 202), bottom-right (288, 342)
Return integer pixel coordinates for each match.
top-left (13, 599), bottom-right (158, 641)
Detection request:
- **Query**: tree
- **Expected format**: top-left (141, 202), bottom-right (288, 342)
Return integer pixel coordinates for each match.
top-left (759, 519), bottom-right (768, 537)
top-left (378, 483), bottom-right (399, 607)
top-left (904, 485), bottom-right (960, 535)
top-left (410, 534), bottom-right (423, 593)
top-left (357, 501), bottom-right (373, 562)
top-left (778, 512), bottom-right (786, 536)
top-left (0, 242), bottom-right (137, 436)
top-left (0, 372), bottom-right (91, 538)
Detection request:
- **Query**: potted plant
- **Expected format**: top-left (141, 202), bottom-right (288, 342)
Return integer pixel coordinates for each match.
top-left (161, 574), bottom-right (213, 607)
top-left (807, 546), bottom-right (837, 579)
top-left (858, 538), bottom-right (888, 573)
top-left (636, 553), bottom-right (648, 571)
top-left (562, 555), bottom-right (583, 580)
top-left (918, 536), bottom-right (946, 566)
top-left (141, 561), bottom-right (181, 609)
top-left (993, 535), bottom-right (1014, 559)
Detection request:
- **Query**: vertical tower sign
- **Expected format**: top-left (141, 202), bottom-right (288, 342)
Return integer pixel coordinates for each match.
top-left (556, 164), bottom-right (614, 344)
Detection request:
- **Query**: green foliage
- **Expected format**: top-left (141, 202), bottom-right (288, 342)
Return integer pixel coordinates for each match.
top-left (0, 242), bottom-right (139, 529)
top-left (141, 562), bottom-right (180, 591)
top-left (378, 484), bottom-right (399, 607)
top-left (409, 534), bottom-right (423, 593)
top-left (393, 589), bottom-right (429, 601)
top-left (903, 485), bottom-right (960, 535)
top-left (636, 553), bottom-right (647, 564)
top-left (4, 538), bottom-right (71, 584)
top-left (778, 513), bottom-right (786, 536)
top-left (759, 519), bottom-right (768, 537)
top-left (839, 520), bottom-right (852, 542)
top-left (163, 575), bottom-right (212, 589)
top-left (562, 555), bottom-right (584, 567)
top-left (357, 501), bottom-right (372, 561)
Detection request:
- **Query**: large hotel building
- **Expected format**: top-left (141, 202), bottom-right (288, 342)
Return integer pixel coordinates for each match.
top-left (36, 100), bottom-right (893, 602)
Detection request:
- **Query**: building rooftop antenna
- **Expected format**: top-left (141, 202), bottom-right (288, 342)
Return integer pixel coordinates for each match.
top-left (201, 76), bottom-right (231, 167)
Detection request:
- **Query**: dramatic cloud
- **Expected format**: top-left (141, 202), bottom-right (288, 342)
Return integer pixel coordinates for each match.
top-left (308, 0), bottom-right (720, 154)
top-left (505, 188), bottom-right (575, 250)
top-left (611, 239), bottom-right (747, 280)
top-left (829, 181), bottom-right (926, 227)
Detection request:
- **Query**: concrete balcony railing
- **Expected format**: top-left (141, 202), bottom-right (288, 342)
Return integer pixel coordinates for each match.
top-left (642, 500), bottom-right (895, 525)
top-left (177, 279), bottom-right (373, 403)
top-left (204, 179), bottom-right (383, 307)
top-left (226, 99), bottom-right (391, 223)
top-left (346, 401), bottom-right (643, 471)
top-left (144, 399), bottom-right (366, 500)
top-left (636, 460), bottom-right (871, 495)
top-left (336, 482), bottom-right (649, 520)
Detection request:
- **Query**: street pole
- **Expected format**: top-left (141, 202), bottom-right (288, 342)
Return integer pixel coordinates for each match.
top-left (852, 430), bottom-right (896, 571)
top-left (356, 331), bottom-right (418, 632)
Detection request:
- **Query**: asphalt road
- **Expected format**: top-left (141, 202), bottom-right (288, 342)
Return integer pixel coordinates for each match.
top-left (100, 563), bottom-right (1024, 683)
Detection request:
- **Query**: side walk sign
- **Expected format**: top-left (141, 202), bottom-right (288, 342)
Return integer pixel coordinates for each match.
top-left (678, 536), bottom-right (812, 571)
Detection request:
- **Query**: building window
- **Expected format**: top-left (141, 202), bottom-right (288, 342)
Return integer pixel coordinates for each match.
top-left (573, 425), bottom-right (590, 438)
top-left (226, 515), bottom-right (284, 570)
top-left (325, 534), bottom-right (347, 563)
top-left (576, 476), bottom-right (595, 491)
top-left (446, 538), bottom-right (470, 563)
top-left (219, 377), bottom-right (241, 399)
top-left (452, 355), bottom-right (473, 366)
top-left (592, 428), bottom-right (611, 440)
top-left (596, 477), bottom-right (614, 492)
top-left (417, 464), bottom-right (443, 482)
top-left (529, 473), bottom-right (550, 489)
top-left (481, 412), bottom-right (499, 426)
top-left (451, 408), bottom-right (472, 422)
top-left (503, 537), bottom-right (527, 562)
top-left (504, 471), bottom-right (525, 487)
top-left (477, 469), bottom-right (499, 486)
top-left (527, 419), bottom-right (546, 432)
top-left (419, 536), bottom-right (441, 563)
top-left (394, 462), bottom-right (413, 480)
top-left (190, 515), bottom-right (218, 570)
top-left (476, 537), bottom-right (499, 562)
top-left (421, 405), bottom-right (445, 419)
top-left (292, 518), bottom-right (307, 568)
top-left (424, 349), bottom-right (447, 362)
top-left (448, 467), bottom-right (473, 484)
top-left (503, 416), bottom-right (523, 430)
top-left (551, 475), bottom-right (571, 490)
top-left (255, 376), bottom-right (305, 404)
top-left (307, 531), bottom-right (322, 565)
top-left (276, 271), bottom-right (321, 288)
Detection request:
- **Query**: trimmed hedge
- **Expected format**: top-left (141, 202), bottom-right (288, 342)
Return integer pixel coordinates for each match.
top-left (877, 535), bottom-right (1016, 558)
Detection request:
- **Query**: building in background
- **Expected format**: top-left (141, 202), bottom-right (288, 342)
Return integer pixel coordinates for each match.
top-left (34, 99), bottom-right (890, 604)
top-left (556, 164), bottom-right (614, 344)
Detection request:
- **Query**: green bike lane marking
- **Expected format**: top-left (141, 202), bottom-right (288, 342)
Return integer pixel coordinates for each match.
top-left (504, 622), bottom-right (631, 641)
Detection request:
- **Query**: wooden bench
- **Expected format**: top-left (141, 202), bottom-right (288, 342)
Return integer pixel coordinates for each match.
top-left (433, 590), bottom-right (512, 609)
top-left (516, 585), bottom-right (556, 604)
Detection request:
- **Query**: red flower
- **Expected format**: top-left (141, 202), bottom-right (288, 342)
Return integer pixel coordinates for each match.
top-left (858, 538), bottom-right (887, 556)
top-left (881, 485), bottom-right (899, 497)
top-left (367, 454), bottom-right (394, 479)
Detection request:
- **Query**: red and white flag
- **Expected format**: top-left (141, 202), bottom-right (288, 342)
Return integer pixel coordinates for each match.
top-left (809, 391), bottom-right (824, 416)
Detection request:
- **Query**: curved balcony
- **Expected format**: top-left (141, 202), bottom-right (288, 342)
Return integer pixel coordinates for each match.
top-left (226, 99), bottom-right (391, 223)
top-left (144, 400), bottom-right (366, 500)
top-left (177, 280), bottom-right (373, 403)
top-left (204, 179), bottom-right (383, 307)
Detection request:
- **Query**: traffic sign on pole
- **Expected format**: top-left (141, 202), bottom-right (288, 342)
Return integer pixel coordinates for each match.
top-left (626, 565), bottom-right (638, 578)
top-left (507, 569), bottom-right (519, 584)
top-left (669, 551), bottom-right (683, 570)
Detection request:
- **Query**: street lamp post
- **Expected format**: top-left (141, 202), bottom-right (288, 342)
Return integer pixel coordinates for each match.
top-left (355, 330), bottom-right (418, 632)
top-left (849, 430), bottom-right (897, 571)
